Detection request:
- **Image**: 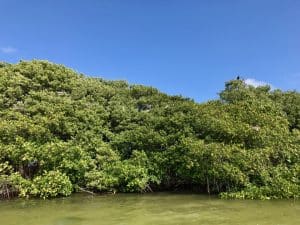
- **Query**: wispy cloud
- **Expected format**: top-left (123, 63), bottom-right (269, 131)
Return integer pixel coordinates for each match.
top-left (0, 46), bottom-right (17, 54)
top-left (245, 78), bottom-right (270, 88)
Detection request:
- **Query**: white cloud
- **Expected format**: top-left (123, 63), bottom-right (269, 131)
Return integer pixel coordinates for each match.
top-left (0, 46), bottom-right (17, 54)
top-left (244, 78), bottom-right (270, 88)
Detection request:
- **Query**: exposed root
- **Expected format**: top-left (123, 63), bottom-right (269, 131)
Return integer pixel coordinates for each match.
top-left (78, 187), bottom-right (95, 195)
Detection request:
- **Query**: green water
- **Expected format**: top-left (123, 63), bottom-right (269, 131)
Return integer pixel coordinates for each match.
top-left (0, 193), bottom-right (299, 225)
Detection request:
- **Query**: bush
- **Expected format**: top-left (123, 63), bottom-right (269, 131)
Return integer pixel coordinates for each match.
top-left (10, 171), bottom-right (72, 198)
top-left (31, 171), bottom-right (73, 198)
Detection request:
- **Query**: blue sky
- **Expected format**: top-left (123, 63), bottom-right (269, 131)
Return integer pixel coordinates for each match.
top-left (1, 0), bottom-right (299, 102)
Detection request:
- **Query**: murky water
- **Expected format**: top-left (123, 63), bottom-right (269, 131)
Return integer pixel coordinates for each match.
top-left (0, 193), bottom-right (299, 225)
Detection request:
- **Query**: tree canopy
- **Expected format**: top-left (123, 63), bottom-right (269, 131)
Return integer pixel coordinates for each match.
top-left (0, 60), bottom-right (299, 199)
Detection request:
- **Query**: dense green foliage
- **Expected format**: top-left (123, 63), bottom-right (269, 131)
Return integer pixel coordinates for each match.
top-left (0, 60), bottom-right (299, 199)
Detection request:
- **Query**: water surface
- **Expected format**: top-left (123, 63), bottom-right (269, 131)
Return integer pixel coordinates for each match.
top-left (0, 193), bottom-right (299, 225)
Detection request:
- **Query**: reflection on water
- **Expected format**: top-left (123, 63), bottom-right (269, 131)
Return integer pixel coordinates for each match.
top-left (0, 193), bottom-right (299, 225)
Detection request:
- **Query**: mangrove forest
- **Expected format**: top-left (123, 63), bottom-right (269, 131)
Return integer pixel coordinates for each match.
top-left (0, 60), bottom-right (299, 200)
